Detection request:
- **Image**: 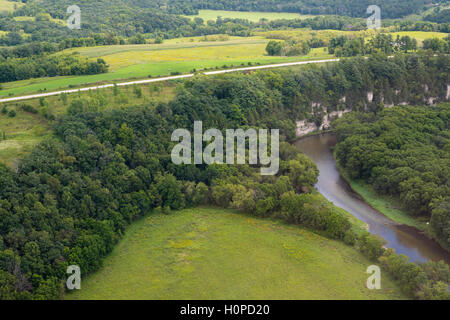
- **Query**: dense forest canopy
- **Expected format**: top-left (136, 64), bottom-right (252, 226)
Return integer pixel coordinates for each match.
top-left (424, 8), bottom-right (450, 23)
top-left (155, 0), bottom-right (435, 19)
top-left (334, 105), bottom-right (450, 249)
top-left (10, 0), bottom-right (433, 18)
top-left (0, 54), bottom-right (449, 299)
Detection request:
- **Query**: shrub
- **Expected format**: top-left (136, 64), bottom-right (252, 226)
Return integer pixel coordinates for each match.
top-left (256, 197), bottom-right (276, 217)
top-left (343, 230), bottom-right (357, 246)
top-left (7, 110), bottom-right (16, 118)
top-left (153, 206), bottom-right (163, 215)
top-left (21, 104), bottom-right (38, 114)
top-left (162, 205), bottom-right (171, 215)
top-left (358, 232), bottom-right (386, 261)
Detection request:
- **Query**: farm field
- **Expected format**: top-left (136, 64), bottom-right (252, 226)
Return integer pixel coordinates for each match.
top-left (67, 207), bottom-right (406, 300)
top-left (258, 29), bottom-right (448, 43)
top-left (389, 31), bottom-right (449, 42)
top-left (0, 29), bottom-right (445, 98)
top-left (0, 39), bottom-right (332, 97)
top-left (0, 0), bottom-right (22, 13)
top-left (184, 9), bottom-right (315, 22)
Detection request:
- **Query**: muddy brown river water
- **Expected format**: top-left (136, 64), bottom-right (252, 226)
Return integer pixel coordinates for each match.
top-left (295, 133), bottom-right (450, 264)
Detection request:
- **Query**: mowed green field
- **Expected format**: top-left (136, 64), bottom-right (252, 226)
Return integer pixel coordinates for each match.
top-left (67, 207), bottom-right (406, 300)
top-left (184, 9), bottom-right (314, 22)
top-left (0, 38), bottom-right (332, 97)
top-left (0, 105), bottom-right (50, 168)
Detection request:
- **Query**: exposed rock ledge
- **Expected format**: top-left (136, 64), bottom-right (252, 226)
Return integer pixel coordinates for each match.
top-left (296, 109), bottom-right (351, 137)
top-left (297, 86), bottom-right (450, 138)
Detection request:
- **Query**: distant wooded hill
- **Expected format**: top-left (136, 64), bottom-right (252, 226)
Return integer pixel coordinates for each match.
top-left (160, 0), bottom-right (434, 19)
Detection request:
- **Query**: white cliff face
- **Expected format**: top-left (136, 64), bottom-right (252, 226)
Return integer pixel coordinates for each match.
top-left (428, 97), bottom-right (438, 105)
top-left (296, 109), bottom-right (351, 137)
top-left (296, 120), bottom-right (318, 136)
top-left (312, 102), bottom-right (322, 110)
top-left (296, 84), bottom-right (450, 138)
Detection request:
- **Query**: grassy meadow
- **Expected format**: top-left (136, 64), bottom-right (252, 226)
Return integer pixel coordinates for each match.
top-left (0, 28), bottom-right (444, 98)
top-left (0, 37), bottom-right (332, 97)
top-left (67, 207), bottom-right (406, 300)
top-left (184, 9), bottom-right (314, 22)
top-left (0, 82), bottom-right (177, 168)
top-left (0, 104), bottom-right (50, 168)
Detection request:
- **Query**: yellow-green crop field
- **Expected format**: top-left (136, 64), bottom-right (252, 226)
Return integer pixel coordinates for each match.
top-left (0, 0), bottom-right (22, 13)
top-left (13, 15), bottom-right (66, 25)
top-left (184, 9), bottom-right (315, 22)
top-left (390, 31), bottom-right (448, 43)
top-left (67, 207), bottom-right (407, 300)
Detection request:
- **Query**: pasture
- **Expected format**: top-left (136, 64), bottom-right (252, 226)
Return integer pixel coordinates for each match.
top-left (67, 207), bottom-right (406, 300)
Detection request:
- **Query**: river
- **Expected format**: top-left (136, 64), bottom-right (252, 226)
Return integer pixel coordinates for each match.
top-left (295, 133), bottom-right (450, 264)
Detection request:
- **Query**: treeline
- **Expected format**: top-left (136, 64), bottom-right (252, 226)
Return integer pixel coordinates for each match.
top-left (424, 8), bottom-right (450, 24)
top-left (0, 54), bottom-right (449, 299)
top-left (162, 0), bottom-right (429, 19)
top-left (0, 54), bottom-right (108, 83)
top-left (265, 40), bottom-right (311, 57)
top-left (359, 233), bottom-right (450, 299)
top-left (423, 37), bottom-right (450, 53)
top-left (1, 1), bottom-right (449, 48)
top-left (0, 42), bottom-right (58, 59)
top-left (328, 34), bottom-right (420, 57)
top-left (334, 105), bottom-right (450, 250)
top-left (328, 33), bottom-right (450, 57)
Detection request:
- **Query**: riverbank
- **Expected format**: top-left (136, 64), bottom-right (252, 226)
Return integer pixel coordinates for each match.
top-left (334, 153), bottom-right (450, 253)
top-left (296, 132), bottom-right (428, 232)
top-left (296, 133), bottom-right (450, 263)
